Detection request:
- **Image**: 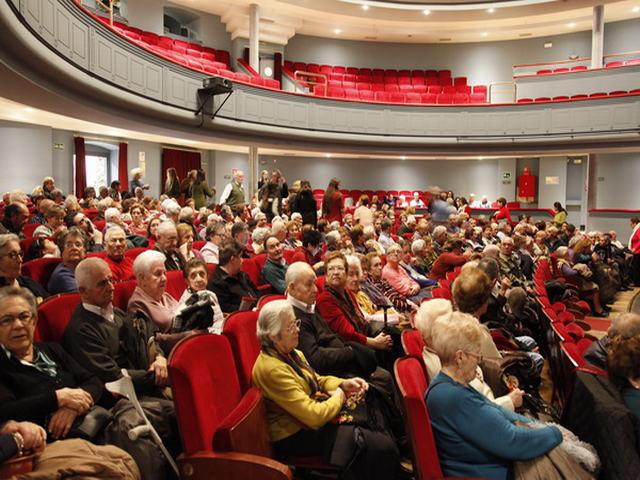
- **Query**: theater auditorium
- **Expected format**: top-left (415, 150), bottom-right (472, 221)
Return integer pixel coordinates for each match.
top-left (0, 0), bottom-right (639, 478)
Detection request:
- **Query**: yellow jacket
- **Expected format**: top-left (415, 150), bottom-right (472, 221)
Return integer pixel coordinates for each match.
top-left (252, 349), bottom-right (345, 442)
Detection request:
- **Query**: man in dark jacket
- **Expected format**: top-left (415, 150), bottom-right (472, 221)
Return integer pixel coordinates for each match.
top-left (208, 240), bottom-right (259, 312)
top-left (584, 312), bottom-right (640, 370)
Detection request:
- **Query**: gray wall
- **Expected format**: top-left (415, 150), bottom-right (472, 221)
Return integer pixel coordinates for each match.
top-left (213, 150), bottom-right (249, 202)
top-left (284, 18), bottom-right (640, 85)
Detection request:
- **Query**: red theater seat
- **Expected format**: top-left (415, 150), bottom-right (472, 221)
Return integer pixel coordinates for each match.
top-left (553, 67), bottom-right (570, 73)
top-left (359, 90), bottom-right (375, 101)
top-left (625, 58), bottom-right (640, 66)
top-left (552, 96), bottom-right (569, 101)
top-left (385, 84), bottom-right (400, 93)
top-left (453, 93), bottom-right (469, 104)
top-left (534, 97), bottom-right (552, 102)
top-left (453, 76), bottom-right (467, 86)
top-left (344, 88), bottom-right (359, 99)
top-left (605, 61), bottom-right (624, 68)
top-left (421, 93), bottom-right (437, 104)
top-left (589, 92), bottom-right (607, 98)
top-left (427, 85), bottom-right (442, 95)
top-left (437, 93), bottom-right (453, 104)
top-left (222, 311), bottom-right (260, 392)
top-left (22, 257), bottom-right (61, 287)
top-left (571, 65), bottom-right (588, 71)
top-left (405, 92), bottom-right (421, 103)
top-left (536, 69), bottom-right (552, 75)
top-left (570, 94), bottom-right (588, 99)
top-left (389, 92), bottom-right (406, 103)
top-left (327, 88), bottom-right (345, 98)
top-left (609, 90), bottom-right (628, 96)
top-left (37, 293), bottom-right (82, 343)
top-left (374, 91), bottom-right (389, 102)
top-left (442, 85), bottom-right (456, 94)
top-left (470, 93), bottom-right (486, 103)
top-left (517, 98), bottom-right (534, 103)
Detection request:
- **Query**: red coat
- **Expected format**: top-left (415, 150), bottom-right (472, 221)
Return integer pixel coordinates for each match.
top-left (316, 289), bottom-right (367, 345)
top-left (631, 225), bottom-right (640, 254)
top-left (323, 191), bottom-right (343, 223)
top-left (103, 255), bottom-right (135, 282)
top-left (494, 206), bottom-right (512, 223)
top-left (429, 252), bottom-right (467, 281)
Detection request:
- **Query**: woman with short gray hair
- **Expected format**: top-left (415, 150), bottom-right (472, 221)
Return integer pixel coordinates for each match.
top-left (0, 234), bottom-right (50, 303)
top-left (252, 300), bottom-right (399, 480)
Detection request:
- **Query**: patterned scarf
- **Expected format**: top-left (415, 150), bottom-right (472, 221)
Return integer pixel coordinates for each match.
top-left (325, 285), bottom-right (368, 332)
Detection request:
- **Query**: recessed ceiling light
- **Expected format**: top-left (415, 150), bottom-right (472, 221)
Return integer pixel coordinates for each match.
top-left (361, 4), bottom-right (369, 10)
top-left (325, 153), bottom-right (332, 158)
top-left (481, 32), bottom-right (488, 37)
top-left (487, 8), bottom-right (495, 13)
top-left (568, 22), bottom-right (576, 28)
top-left (633, 6), bottom-right (640, 12)
top-left (23, 107), bottom-right (34, 113)
top-left (334, 28), bottom-right (342, 34)
top-left (401, 156), bottom-right (407, 160)
top-left (422, 9), bottom-right (431, 15)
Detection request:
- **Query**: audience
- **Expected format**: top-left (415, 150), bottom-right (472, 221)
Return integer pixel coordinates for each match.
top-left (48, 227), bottom-right (86, 294)
top-left (103, 226), bottom-right (135, 281)
top-left (0, 234), bottom-right (49, 302)
top-left (154, 221), bottom-right (186, 271)
top-left (261, 235), bottom-right (288, 294)
top-left (208, 240), bottom-right (259, 312)
top-left (0, 203), bottom-right (29, 239)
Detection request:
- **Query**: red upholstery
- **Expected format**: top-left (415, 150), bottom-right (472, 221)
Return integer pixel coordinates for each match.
top-left (36, 293), bottom-right (81, 342)
top-left (22, 223), bottom-right (39, 238)
top-left (222, 311), bottom-right (260, 392)
top-left (401, 329), bottom-right (425, 357)
top-left (256, 294), bottom-right (287, 310)
top-left (394, 358), bottom-right (443, 480)
top-left (21, 257), bottom-right (62, 287)
top-left (113, 279), bottom-right (137, 311)
top-left (166, 270), bottom-right (186, 300)
top-left (124, 247), bottom-right (148, 260)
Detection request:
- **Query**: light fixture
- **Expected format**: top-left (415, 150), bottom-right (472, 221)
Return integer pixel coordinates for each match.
top-left (334, 28), bottom-right (342, 34)
top-left (23, 107), bottom-right (34, 113)
top-left (481, 32), bottom-right (488, 37)
top-left (361, 4), bottom-right (369, 10)
top-left (325, 153), bottom-right (332, 158)
top-left (568, 22), bottom-right (576, 28)
top-left (263, 66), bottom-right (273, 77)
top-left (633, 6), bottom-right (640, 12)
top-left (422, 9), bottom-right (431, 15)
top-left (401, 156), bottom-right (407, 160)
top-left (487, 8), bottom-right (495, 13)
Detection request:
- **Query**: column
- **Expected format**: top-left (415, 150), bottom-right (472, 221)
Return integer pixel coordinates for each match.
top-left (249, 4), bottom-right (260, 72)
top-left (585, 154), bottom-right (597, 230)
top-left (248, 145), bottom-right (259, 199)
top-left (591, 5), bottom-right (604, 69)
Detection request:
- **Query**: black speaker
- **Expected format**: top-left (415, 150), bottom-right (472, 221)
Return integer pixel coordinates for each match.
top-left (202, 76), bottom-right (233, 95)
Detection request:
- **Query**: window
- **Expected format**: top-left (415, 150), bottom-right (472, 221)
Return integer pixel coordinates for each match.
top-left (86, 155), bottom-right (108, 188)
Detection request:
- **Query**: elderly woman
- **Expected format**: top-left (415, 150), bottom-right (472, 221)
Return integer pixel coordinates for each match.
top-left (176, 223), bottom-right (202, 262)
top-left (317, 252), bottom-right (393, 351)
top-left (382, 244), bottom-right (432, 303)
top-left (0, 234), bottom-right (49, 302)
top-left (360, 252), bottom-right (414, 314)
top-left (199, 222), bottom-right (226, 264)
top-left (0, 287), bottom-right (102, 440)
top-left (48, 228), bottom-right (87, 295)
top-left (33, 204), bottom-right (66, 239)
top-left (176, 259), bottom-right (225, 334)
top-left (283, 221), bottom-right (302, 249)
top-left (415, 299), bottom-right (522, 410)
top-left (426, 311), bottom-right (562, 479)
top-left (555, 246), bottom-right (608, 317)
top-left (252, 300), bottom-right (399, 479)
top-left (129, 204), bottom-right (148, 236)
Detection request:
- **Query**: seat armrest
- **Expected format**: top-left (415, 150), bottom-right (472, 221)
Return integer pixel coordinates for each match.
top-left (177, 451), bottom-right (291, 480)
top-left (0, 454), bottom-right (35, 478)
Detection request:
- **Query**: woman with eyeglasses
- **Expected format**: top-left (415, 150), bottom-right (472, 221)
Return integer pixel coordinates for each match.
top-left (0, 234), bottom-right (49, 303)
top-left (199, 223), bottom-right (226, 265)
top-left (252, 300), bottom-right (400, 479)
top-left (426, 310), bottom-right (562, 480)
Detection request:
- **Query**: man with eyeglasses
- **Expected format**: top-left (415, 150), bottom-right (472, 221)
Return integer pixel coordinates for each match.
top-left (103, 227), bottom-right (134, 282)
top-left (48, 228), bottom-right (87, 294)
top-left (0, 203), bottom-right (29, 239)
top-left (65, 211), bottom-right (103, 252)
top-left (261, 235), bottom-right (289, 294)
top-left (153, 221), bottom-right (185, 272)
top-left (199, 223), bottom-right (226, 265)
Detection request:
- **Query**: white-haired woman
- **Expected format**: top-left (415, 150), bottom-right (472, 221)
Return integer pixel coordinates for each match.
top-left (415, 299), bottom-right (522, 411)
top-left (426, 311), bottom-right (562, 479)
top-left (252, 300), bottom-right (399, 479)
top-left (129, 167), bottom-right (149, 194)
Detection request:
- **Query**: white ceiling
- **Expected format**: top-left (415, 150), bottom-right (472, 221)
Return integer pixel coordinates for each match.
top-left (170, 0), bottom-right (640, 44)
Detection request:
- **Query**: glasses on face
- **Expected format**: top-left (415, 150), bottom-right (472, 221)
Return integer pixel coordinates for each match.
top-left (0, 250), bottom-right (23, 260)
top-left (284, 319), bottom-right (301, 333)
top-left (65, 241), bottom-right (85, 249)
top-left (0, 311), bottom-right (34, 328)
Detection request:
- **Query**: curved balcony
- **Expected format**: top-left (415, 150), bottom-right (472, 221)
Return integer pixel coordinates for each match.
top-left (1, 0), bottom-right (640, 154)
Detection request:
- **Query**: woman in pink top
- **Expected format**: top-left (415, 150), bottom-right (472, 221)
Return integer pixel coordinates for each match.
top-left (382, 244), bottom-right (432, 304)
top-left (353, 195), bottom-right (374, 227)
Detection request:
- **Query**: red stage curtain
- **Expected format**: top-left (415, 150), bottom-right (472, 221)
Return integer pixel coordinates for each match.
top-left (161, 148), bottom-right (201, 192)
top-left (118, 142), bottom-right (128, 191)
top-left (74, 137), bottom-right (86, 196)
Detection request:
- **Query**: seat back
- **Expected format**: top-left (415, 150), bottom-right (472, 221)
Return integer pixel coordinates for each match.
top-left (401, 329), bottom-right (425, 357)
top-left (394, 358), bottom-right (442, 480)
top-left (222, 311), bottom-right (261, 392)
top-left (125, 247), bottom-right (148, 260)
top-left (21, 257), bottom-right (62, 287)
top-left (166, 270), bottom-right (186, 300)
top-left (113, 279), bottom-right (137, 311)
top-left (256, 294), bottom-right (287, 310)
top-left (36, 293), bottom-right (81, 342)
top-left (169, 334), bottom-right (272, 458)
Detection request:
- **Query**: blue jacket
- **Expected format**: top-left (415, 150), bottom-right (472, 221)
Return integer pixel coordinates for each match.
top-left (426, 372), bottom-right (562, 480)
top-left (47, 263), bottom-right (78, 294)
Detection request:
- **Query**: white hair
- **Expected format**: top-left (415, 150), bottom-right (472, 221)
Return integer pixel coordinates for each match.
top-left (291, 212), bottom-right (302, 221)
top-left (165, 202), bottom-right (181, 216)
top-left (362, 225), bottom-right (376, 239)
top-left (325, 230), bottom-right (341, 244)
top-left (345, 254), bottom-right (362, 276)
top-left (252, 227), bottom-right (270, 243)
top-left (285, 261), bottom-right (314, 287)
top-left (105, 207), bottom-right (121, 222)
top-left (411, 239), bottom-right (426, 254)
top-left (483, 244), bottom-right (500, 258)
top-left (133, 250), bottom-right (166, 278)
top-left (97, 198), bottom-right (111, 212)
top-left (76, 257), bottom-right (110, 289)
top-left (179, 207), bottom-right (194, 221)
top-left (415, 298), bottom-right (453, 344)
top-left (256, 299), bottom-right (293, 346)
top-left (157, 221), bottom-right (177, 237)
top-left (130, 167), bottom-right (142, 177)
top-left (104, 225), bottom-right (126, 242)
top-left (271, 220), bottom-right (286, 235)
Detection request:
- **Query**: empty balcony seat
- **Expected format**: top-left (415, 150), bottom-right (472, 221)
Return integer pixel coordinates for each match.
top-left (385, 84), bottom-right (400, 93)
top-left (552, 95), bottom-right (569, 101)
top-left (399, 84), bottom-right (412, 92)
top-left (398, 76), bottom-right (412, 85)
top-left (219, 69), bottom-right (235, 78)
top-left (342, 81), bottom-right (356, 89)
top-left (374, 91), bottom-right (389, 102)
top-left (437, 93), bottom-right (453, 104)
top-left (609, 90), bottom-right (628, 96)
top-left (630, 89), bottom-right (640, 94)
top-left (343, 73), bottom-right (357, 82)
top-left (372, 68), bottom-right (385, 76)
top-left (346, 67), bottom-right (359, 75)
top-left (173, 44), bottom-right (187, 54)
top-left (405, 92), bottom-right (421, 103)
top-left (453, 76), bottom-right (467, 86)
top-left (201, 52), bottom-right (216, 62)
top-left (425, 77), bottom-right (439, 86)
top-left (456, 85), bottom-right (472, 94)
top-left (411, 77), bottom-right (425, 86)
top-left (439, 77), bottom-right (453, 86)
top-left (469, 93), bottom-right (486, 103)
top-left (356, 82), bottom-right (371, 90)
top-left (570, 94), bottom-right (588, 99)
top-left (571, 65), bottom-right (588, 71)
top-left (553, 67), bottom-right (570, 73)
top-left (398, 69), bottom-right (410, 76)
top-left (421, 93), bottom-right (437, 104)
top-left (328, 88), bottom-right (346, 98)
top-left (371, 83), bottom-right (385, 92)
top-left (383, 75), bottom-right (397, 84)
top-left (202, 65), bottom-right (219, 75)
top-left (358, 68), bottom-right (372, 75)
top-left (174, 39), bottom-right (190, 49)
top-left (413, 85), bottom-right (427, 93)
top-left (371, 75), bottom-right (384, 84)
top-left (389, 92), bottom-right (406, 103)
top-left (385, 69), bottom-right (398, 76)
top-left (265, 79), bottom-right (281, 89)
top-left (605, 61), bottom-right (624, 68)
top-left (473, 85), bottom-right (487, 95)
top-left (250, 76), bottom-right (266, 86)
top-left (359, 90), bottom-right (375, 101)
top-left (517, 98), bottom-right (534, 103)
top-left (438, 69), bottom-right (451, 78)
top-left (536, 69), bottom-right (552, 75)
top-left (345, 88), bottom-right (359, 99)
top-left (534, 97), bottom-right (552, 102)
top-left (425, 69), bottom-right (437, 77)
top-left (186, 48), bottom-right (202, 58)
top-left (320, 65), bottom-right (333, 74)
top-left (329, 73), bottom-right (343, 81)
top-left (235, 73), bottom-right (251, 82)
top-left (328, 79), bottom-right (342, 88)
top-left (356, 74), bottom-right (371, 83)
top-left (141, 32), bottom-right (159, 45)
top-left (411, 69), bottom-right (425, 77)
top-left (624, 58), bottom-right (640, 66)
top-left (453, 93), bottom-right (469, 104)
top-left (307, 63), bottom-right (320, 73)
top-left (314, 85), bottom-right (326, 96)
top-left (294, 62), bottom-right (307, 72)
top-left (123, 31), bottom-right (141, 41)
top-left (589, 92), bottom-right (607, 98)
top-left (427, 85), bottom-right (442, 94)
top-left (333, 66), bottom-right (346, 74)
top-left (443, 85), bottom-right (456, 94)
top-left (187, 58), bottom-right (204, 70)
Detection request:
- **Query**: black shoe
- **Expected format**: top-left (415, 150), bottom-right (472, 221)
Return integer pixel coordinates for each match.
top-left (592, 311), bottom-right (609, 318)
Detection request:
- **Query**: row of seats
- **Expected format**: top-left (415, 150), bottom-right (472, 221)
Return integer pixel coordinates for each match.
top-left (284, 62), bottom-right (455, 81)
top-left (518, 88), bottom-right (640, 103)
top-left (535, 58), bottom-right (640, 75)
top-left (322, 88), bottom-right (487, 104)
top-left (89, 13), bottom-right (280, 89)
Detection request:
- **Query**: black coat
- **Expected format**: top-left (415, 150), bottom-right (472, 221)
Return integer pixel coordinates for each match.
top-left (207, 267), bottom-right (259, 313)
top-left (291, 191), bottom-right (318, 227)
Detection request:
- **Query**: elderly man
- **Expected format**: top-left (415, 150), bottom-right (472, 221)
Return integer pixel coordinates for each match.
top-left (104, 207), bottom-right (130, 235)
top-left (154, 221), bottom-right (185, 271)
top-left (231, 221), bottom-right (249, 249)
top-left (498, 237), bottom-right (527, 287)
top-left (261, 235), bottom-right (289, 294)
top-left (412, 238), bottom-right (437, 275)
top-left (178, 207), bottom-right (198, 238)
top-left (48, 228), bottom-right (87, 294)
top-left (208, 240), bottom-right (259, 312)
top-left (432, 225), bottom-right (448, 254)
top-left (0, 203), bottom-right (29, 239)
top-left (163, 201), bottom-right (181, 225)
top-left (65, 211), bottom-right (103, 251)
top-left (584, 312), bottom-right (640, 370)
top-left (103, 226), bottom-right (134, 281)
top-left (63, 257), bottom-right (176, 479)
top-left (199, 222), bottom-right (226, 264)
top-left (29, 198), bottom-right (55, 225)
top-left (219, 169), bottom-right (246, 214)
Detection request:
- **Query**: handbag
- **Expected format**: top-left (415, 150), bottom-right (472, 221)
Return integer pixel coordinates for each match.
top-left (68, 405), bottom-right (113, 440)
